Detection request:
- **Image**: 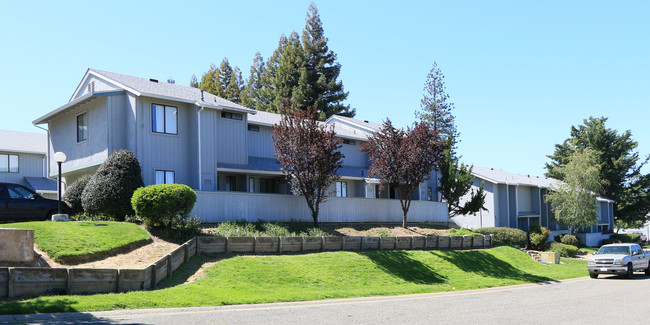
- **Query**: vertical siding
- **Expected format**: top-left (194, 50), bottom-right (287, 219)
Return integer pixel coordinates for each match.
top-left (48, 97), bottom-right (109, 176)
top-left (497, 184), bottom-right (509, 227)
top-left (508, 186), bottom-right (517, 227)
top-left (199, 109), bottom-right (218, 191)
top-left (338, 141), bottom-right (368, 167)
top-left (517, 186), bottom-right (532, 213)
top-left (0, 153), bottom-right (45, 187)
top-left (108, 94), bottom-right (128, 153)
top-left (247, 125), bottom-right (275, 158)
top-left (136, 97), bottom-right (197, 188)
top-left (216, 114), bottom-right (247, 164)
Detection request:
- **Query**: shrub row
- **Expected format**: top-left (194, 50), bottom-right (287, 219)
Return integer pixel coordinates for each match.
top-left (549, 242), bottom-right (579, 257)
top-left (602, 233), bottom-right (641, 245)
top-left (475, 227), bottom-right (527, 247)
top-left (131, 184), bottom-right (197, 228)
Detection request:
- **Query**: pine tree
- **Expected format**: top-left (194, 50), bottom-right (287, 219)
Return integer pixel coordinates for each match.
top-left (241, 52), bottom-right (265, 109)
top-left (273, 31), bottom-right (305, 112)
top-left (258, 35), bottom-right (288, 112)
top-left (225, 66), bottom-right (244, 103)
top-left (190, 74), bottom-right (199, 88)
top-left (298, 3), bottom-right (353, 120)
top-left (416, 62), bottom-right (458, 154)
top-left (218, 57), bottom-right (233, 95)
top-left (197, 64), bottom-right (222, 97)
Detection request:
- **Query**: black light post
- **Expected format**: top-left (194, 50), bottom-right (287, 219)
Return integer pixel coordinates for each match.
top-left (54, 152), bottom-right (67, 215)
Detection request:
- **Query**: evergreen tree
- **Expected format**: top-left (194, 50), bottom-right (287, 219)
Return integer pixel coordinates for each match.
top-left (190, 74), bottom-right (199, 88)
top-left (298, 3), bottom-right (353, 120)
top-left (273, 31), bottom-right (305, 112)
top-left (197, 64), bottom-right (222, 97)
top-left (258, 35), bottom-right (288, 112)
top-left (241, 52), bottom-right (265, 109)
top-left (546, 116), bottom-right (650, 229)
top-left (546, 149), bottom-right (602, 235)
top-left (218, 57), bottom-right (233, 95)
top-left (225, 66), bottom-right (244, 103)
top-left (416, 62), bottom-right (459, 155)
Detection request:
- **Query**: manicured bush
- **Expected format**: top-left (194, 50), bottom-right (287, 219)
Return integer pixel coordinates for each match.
top-left (62, 175), bottom-right (92, 216)
top-left (549, 242), bottom-right (579, 257)
top-left (560, 234), bottom-right (580, 247)
top-left (610, 233), bottom-right (641, 243)
top-left (529, 225), bottom-right (550, 250)
top-left (131, 184), bottom-right (197, 228)
top-left (475, 227), bottom-right (527, 247)
top-left (82, 150), bottom-right (144, 220)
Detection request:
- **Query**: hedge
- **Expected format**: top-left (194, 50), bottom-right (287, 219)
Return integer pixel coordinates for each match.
top-left (549, 242), bottom-right (579, 257)
top-left (131, 184), bottom-right (197, 228)
top-left (62, 175), bottom-right (92, 216)
top-left (560, 234), bottom-right (580, 247)
top-left (475, 227), bottom-right (527, 247)
top-left (602, 233), bottom-right (642, 245)
top-left (529, 225), bottom-right (550, 250)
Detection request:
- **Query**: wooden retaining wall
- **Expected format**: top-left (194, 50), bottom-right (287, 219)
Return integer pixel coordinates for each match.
top-left (0, 235), bottom-right (492, 299)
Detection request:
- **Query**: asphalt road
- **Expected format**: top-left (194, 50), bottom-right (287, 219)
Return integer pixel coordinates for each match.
top-left (3, 274), bottom-right (650, 324)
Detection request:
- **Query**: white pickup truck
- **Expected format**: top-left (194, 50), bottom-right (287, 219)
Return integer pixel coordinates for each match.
top-left (588, 243), bottom-right (650, 279)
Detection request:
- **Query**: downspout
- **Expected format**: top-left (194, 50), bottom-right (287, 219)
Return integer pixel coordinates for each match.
top-left (35, 124), bottom-right (51, 179)
top-left (505, 184), bottom-right (510, 228)
top-left (197, 106), bottom-right (204, 191)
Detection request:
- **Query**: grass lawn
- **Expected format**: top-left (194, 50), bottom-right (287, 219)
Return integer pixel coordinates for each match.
top-left (0, 221), bottom-right (151, 263)
top-left (0, 246), bottom-right (587, 315)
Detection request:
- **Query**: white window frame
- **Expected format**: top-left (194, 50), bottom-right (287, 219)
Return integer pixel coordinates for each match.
top-left (152, 104), bottom-right (178, 135)
top-left (155, 170), bottom-right (175, 184)
top-left (221, 111), bottom-right (243, 121)
top-left (0, 154), bottom-right (19, 173)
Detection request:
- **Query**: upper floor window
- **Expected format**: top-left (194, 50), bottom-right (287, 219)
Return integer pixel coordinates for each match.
top-left (152, 104), bottom-right (178, 135)
top-left (0, 154), bottom-right (19, 173)
top-left (221, 111), bottom-right (243, 121)
top-left (77, 112), bottom-right (88, 142)
top-left (336, 181), bottom-right (347, 197)
top-left (155, 170), bottom-right (175, 184)
top-left (247, 124), bottom-right (260, 132)
top-left (342, 139), bottom-right (356, 145)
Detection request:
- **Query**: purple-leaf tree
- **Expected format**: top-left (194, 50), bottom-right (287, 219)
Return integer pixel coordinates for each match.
top-left (272, 101), bottom-right (344, 228)
top-left (361, 119), bottom-right (446, 228)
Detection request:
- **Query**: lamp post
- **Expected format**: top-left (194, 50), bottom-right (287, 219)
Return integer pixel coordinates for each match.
top-left (53, 152), bottom-right (67, 215)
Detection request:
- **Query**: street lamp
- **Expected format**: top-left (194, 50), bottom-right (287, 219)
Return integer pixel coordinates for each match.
top-left (53, 152), bottom-right (67, 215)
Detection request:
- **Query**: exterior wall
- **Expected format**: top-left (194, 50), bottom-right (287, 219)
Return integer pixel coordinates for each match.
top-left (48, 96), bottom-right (110, 177)
top-left (450, 180), bottom-right (496, 229)
top-left (247, 125), bottom-right (275, 159)
top-left (338, 140), bottom-right (368, 168)
top-left (192, 191), bottom-right (449, 223)
top-left (75, 75), bottom-right (121, 99)
top-left (216, 112), bottom-right (247, 165)
top-left (0, 152), bottom-right (45, 187)
top-left (135, 97), bottom-right (198, 189)
top-left (517, 186), bottom-right (532, 213)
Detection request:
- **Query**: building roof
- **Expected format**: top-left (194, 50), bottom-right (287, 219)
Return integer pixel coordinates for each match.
top-left (248, 110), bottom-right (371, 141)
top-left (34, 69), bottom-right (255, 125)
top-left (471, 165), bottom-right (560, 188)
top-left (0, 130), bottom-right (47, 155)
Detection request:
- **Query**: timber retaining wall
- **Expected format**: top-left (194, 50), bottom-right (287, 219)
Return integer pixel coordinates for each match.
top-left (0, 234), bottom-right (493, 299)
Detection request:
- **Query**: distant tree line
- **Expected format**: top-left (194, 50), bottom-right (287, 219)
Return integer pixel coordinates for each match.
top-left (191, 3), bottom-right (354, 121)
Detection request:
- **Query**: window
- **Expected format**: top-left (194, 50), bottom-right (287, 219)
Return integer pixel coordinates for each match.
top-left (336, 181), bottom-right (347, 197)
top-left (249, 177), bottom-right (255, 193)
top-left (225, 176), bottom-right (237, 191)
top-left (342, 139), bottom-right (356, 145)
top-left (427, 187), bottom-right (433, 201)
top-left (77, 113), bottom-right (88, 142)
top-left (152, 104), bottom-right (178, 134)
top-left (6, 184), bottom-right (35, 200)
top-left (0, 154), bottom-right (19, 173)
top-left (247, 124), bottom-right (260, 132)
top-left (155, 170), bottom-right (175, 184)
top-left (221, 111), bottom-right (243, 120)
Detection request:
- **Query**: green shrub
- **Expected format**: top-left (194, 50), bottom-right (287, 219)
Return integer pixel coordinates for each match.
top-left (609, 233), bottom-right (641, 243)
top-left (131, 184), bottom-right (197, 228)
top-left (69, 213), bottom-right (117, 222)
top-left (560, 234), bottom-right (580, 247)
top-left (475, 227), bottom-right (527, 247)
top-left (82, 150), bottom-right (144, 220)
top-left (211, 220), bottom-right (329, 237)
top-left (549, 242), bottom-right (579, 257)
top-left (447, 228), bottom-right (481, 236)
top-left (62, 175), bottom-right (92, 216)
top-left (529, 225), bottom-right (550, 250)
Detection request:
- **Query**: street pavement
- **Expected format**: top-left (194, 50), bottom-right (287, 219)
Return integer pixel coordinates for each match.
top-left (2, 274), bottom-right (650, 324)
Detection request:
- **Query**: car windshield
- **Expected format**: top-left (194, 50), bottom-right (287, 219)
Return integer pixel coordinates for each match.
top-left (598, 246), bottom-right (631, 255)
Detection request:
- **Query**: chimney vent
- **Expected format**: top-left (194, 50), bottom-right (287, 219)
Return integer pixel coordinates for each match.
top-left (149, 78), bottom-right (158, 83)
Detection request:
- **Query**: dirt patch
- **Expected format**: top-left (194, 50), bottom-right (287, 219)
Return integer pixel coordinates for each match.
top-left (319, 223), bottom-right (451, 237)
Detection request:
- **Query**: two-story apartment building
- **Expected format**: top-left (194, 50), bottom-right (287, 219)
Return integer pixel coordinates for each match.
top-left (0, 130), bottom-right (57, 199)
top-left (454, 166), bottom-right (614, 246)
top-left (33, 69), bottom-right (448, 223)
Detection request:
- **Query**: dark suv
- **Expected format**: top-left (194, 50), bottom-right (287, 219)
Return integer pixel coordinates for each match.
top-left (0, 182), bottom-right (63, 222)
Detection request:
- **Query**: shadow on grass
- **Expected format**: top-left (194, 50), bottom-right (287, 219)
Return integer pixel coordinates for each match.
top-left (433, 250), bottom-right (553, 282)
top-left (362, 250), bottom-right (446, 284)
top-left (0, 297), bottom-right (78, 316)
top-left (157, 253), bottom-right (232, 289)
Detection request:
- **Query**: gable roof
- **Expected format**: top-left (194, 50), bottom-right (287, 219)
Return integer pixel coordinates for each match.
top-left (471, 165), bottom-right (560, 188)
top-left (34, 69), bottom-right (255, 125)
top-left (248, 110), bottom-right (371, 141)
top-left (0, 130), bottom-right (47, 155)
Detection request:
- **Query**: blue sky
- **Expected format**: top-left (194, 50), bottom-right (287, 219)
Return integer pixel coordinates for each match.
top-left (1, 1), bottom-right (648, 177)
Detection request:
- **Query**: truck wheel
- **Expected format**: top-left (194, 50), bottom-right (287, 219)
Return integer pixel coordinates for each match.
top-left (589, 273), bottom-right (598, 279)
top-left (626, 263), bottom-right (634, 279)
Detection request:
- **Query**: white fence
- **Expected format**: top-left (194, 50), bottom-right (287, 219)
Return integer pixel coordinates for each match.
top-left (192, 191), bottom-right (449, 223)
